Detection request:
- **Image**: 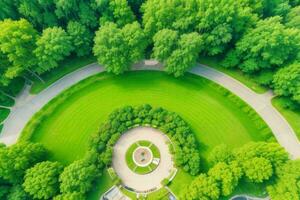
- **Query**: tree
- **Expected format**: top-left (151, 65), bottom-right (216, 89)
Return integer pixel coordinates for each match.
top-left (234, 142), bottom-right (289, 170)
top-left (0, 19), bottom-right (38, 84)
top-left (54, 192), bottom-right (85, 200)
top-left (242, 157), bottom-right (273, 183)
top-left (121, 22), bottom-right (148, 63)
top-left (233, 16), bottom-right (300, 73)
top-left (93, 22), bottom-right (147, 74)
top-left (7, 185), bottom-right (30, 200)
top-left (0, 142), bottom-right (46, 183)
top-left (267, 160), bottom-right (300, 200)
top-left (273, 63), bottom-right (300, 104)
top-left (34, 27), bottom-right (73, 74)
top-left (208, 144), bottom-right (234, 165)
top-left (142, 0), bottom-right (199, 38)
top-left (23, 161), bottom-right (63, 199)
top-left (196, 0), bottom-right (258, 55)
top-left (208, 161), bottom-right (243, 196)
top-left (285, 6), bottom-right (300, 29)
top-left (59, 160), bottom-right (98, 194)
top-left (127, 0), bottom-right (145, 17)
top-left (17, 0), bottom-right (58, 28)
top-left (152, 29), bottom-right (179, 62)
top-left (93, 22), bottom-right (129, 74)
top-left (67, 21), bottom-right (93, 57)
top-left (100, 0), bottom-right (135, 27)
top-left (181, 174), bottom-right (220, 200)
top-left (165, 32), bottom-right (203, 77)
top-left (0, 0), bottom-right (19, 20)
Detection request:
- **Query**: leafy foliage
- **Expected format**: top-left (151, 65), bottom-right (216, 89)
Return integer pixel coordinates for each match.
top-left (268, 160), bottom-right (300, 200)
top-left (242, 157), bottom-right (273, 183)
top-left (67, 21), bottom-right (93, 57)
top-left (23, 161), bottom-right (63, 199)
top-left (90, 104), bottom-right (201, 175)
top-left (34, 27), bottom-right (73, 74)
top-left (59, 159), bottom-right (98, 194)
top-left (273, 63), bottom-right (300, 104)
top-left (165, 32), bottom-right (203, 77)
top-left (0, 19), bottom-right (38, 85)
top-left (232, 17), bottom-right (300, 73)
top-left (100, 0), bottom-right (135, 27)
top-left (0, 142), bottom-right (46, 183)
top-left (93, 22), bottom-right (147, 74)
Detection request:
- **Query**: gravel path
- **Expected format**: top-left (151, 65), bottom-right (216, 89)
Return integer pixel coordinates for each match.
top-left (0, 60), bottom-right (299, 159)
top-left (112, 127), bottom-right (174, 192)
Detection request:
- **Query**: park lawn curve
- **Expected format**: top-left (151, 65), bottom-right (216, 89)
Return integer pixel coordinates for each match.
top-left (21, 70), bottom-right (274, 198)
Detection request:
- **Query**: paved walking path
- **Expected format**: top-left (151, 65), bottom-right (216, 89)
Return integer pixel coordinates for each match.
top-left (112, 127), bottom-right (174, 192)
top-left (0, 60), bottom-right (299, 159)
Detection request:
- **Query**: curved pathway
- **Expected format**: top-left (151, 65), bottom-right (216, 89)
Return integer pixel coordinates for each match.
top-left (0, 60), bottom-right (299, 159)
top-left (112, 127), bottom-right (174, 192)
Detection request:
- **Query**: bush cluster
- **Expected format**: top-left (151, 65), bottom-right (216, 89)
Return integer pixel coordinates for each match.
top-left (181, 142), bottom-right (292, 200)
top-left (89, 104), bottom-right (201, 175)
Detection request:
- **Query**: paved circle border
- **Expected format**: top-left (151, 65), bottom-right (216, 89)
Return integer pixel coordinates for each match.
top-left (132, 146), bottom-right (153, 167)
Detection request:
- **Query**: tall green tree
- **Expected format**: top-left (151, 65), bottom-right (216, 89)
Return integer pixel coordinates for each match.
top-left (34, 27), bottom-right (73, 74)
top-left (0, 142), bottom-right (46, 183)
top-left (54, 192), bottom-right (85, 200)
top-left (67, 21), bottom-right (93, 57)
top-left (165, 32), bottom-right (203, 77)
top-left (142, 0), bottom-right (199, 37)
top-left (267, 160), bottom-right (300, 200)
top-left (273, 62), bottom-right (300, 104)
top-left (0, 0), bottom-right (19, 20)
top-left (93, 22), bottom-right (147, 74)
top-left (59, 160), bottom-right (98, 194)
top-left (181, 174), bottom-right (220, 200)
top-left (0, 19), bottom-right (39, 84)
top-left (196, 0), bottom-right (258, 55)
top-left (23, 161), bottom-right (63, 200)
top-left (100, 0), bottom-right (135, 27)
top-left (208, 161), bottom-right (243, 196)
top-left (242, 157), bottom-right (273, 183)
top-left (18, 0), bottom-right (58, 28)
top-left (232, 17), bottom-right (300, 73)
top-left (285, 6), bottom-right (300, 29)
top-left (152, 29), bottom-right (179, 62)
top-left (121, 22), bottom-right (147, 63)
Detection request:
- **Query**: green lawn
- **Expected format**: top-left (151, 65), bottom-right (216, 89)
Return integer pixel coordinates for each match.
top-left (125, 141), bottom-right (160, 174)
top-left (30, 55), bottom-right (96, 94)
top-left (199, 56), bottom-right (268, 94)
top-left (22, 71), bottom-right (273, 197)
top-left (272, 97), bottom-right (300, 139)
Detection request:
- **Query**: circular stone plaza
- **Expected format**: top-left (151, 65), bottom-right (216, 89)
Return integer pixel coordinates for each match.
top-left (112, 127), bottom-right (176, 193)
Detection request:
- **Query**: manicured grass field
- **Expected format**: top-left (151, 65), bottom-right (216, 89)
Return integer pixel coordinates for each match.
top-left (22, 71), bottom-right (273, 198)
top-left (30, 55), bottom-right (96, 94)
top-left (272, 97), bottom-right (300, 139)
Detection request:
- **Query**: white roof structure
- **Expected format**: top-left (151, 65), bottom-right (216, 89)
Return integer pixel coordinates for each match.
top-left (102, 186), bottom-right (130, 200)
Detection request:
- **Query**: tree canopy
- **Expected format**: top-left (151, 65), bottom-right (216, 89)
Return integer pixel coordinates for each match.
top-left (23, 161), bottom-right (63, 199)
top-left (34, 27), bottom-right (73, 74)
top-left (93, 22), bottom-right (147, 74)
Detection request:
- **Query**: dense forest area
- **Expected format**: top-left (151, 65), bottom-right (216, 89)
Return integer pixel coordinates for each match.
top-left (1, 0), bottom-right (300, 200)
top-left (0, 0), bottom-right (300, 107)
